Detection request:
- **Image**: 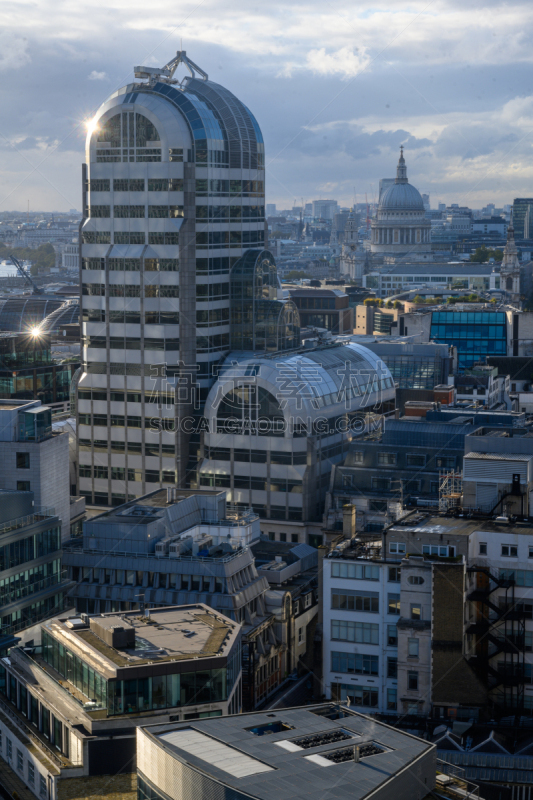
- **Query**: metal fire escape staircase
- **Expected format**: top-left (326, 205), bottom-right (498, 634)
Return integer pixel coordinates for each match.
top-left (466, 566), bottom-right (527, 714)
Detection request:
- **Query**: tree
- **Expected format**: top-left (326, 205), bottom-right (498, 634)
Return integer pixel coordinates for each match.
top-left (0, 242), bottom-right (56, 275)
top-left (470, 245), bottom-right (503, 263)
top-left (284, 270), bottom-right (310, 280)
top-left (413, 295), bottom-right (425, 304)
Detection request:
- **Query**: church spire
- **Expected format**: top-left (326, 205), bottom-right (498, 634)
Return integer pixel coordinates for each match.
top-left (395, 145), bottom-right (408, 184)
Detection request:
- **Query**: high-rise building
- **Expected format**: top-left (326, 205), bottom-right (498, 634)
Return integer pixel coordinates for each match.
top-left (311, 199), bottom-right (338, 219)
top-left (266, 203), bottom-right (276, 216)
top-left (512, 198), bottom-right (533, 239)
top-left (78, 51), bottom-right (267, 505)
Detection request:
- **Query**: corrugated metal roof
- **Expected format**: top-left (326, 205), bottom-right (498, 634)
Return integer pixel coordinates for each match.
top-left (158, 729), bottom-right (274, 777)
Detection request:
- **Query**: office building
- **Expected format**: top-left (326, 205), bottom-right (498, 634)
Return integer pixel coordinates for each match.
top-left (453, 363), bottom-right (510, 408)
top-left (197, 341), bottom-right (395, 542)
top-left (136, 703), bottom-right (437, 800)
top-left (62, 487), bottom-right (318, 710)
top-left (61, 242), bottom-right (80, 270)
top-left (0, 490), bottom-right (70, 636)
top-left (289, 288), bottom-right (353, 334)
top-left (0, 400), bottom-right (70, 540)
top-left (0, 604), bottom-right (241, 800)
top-left (370, 149), bottom-right (432, 258)
top-left (512, 198), bottom-right (533, 239)
top-left (78, 50), bottom-right (269, 503)
top-left (363, 262), bottom-right (500, 297)
top-left (0, 331), bottom-right (78, 406)
top-left (312, 200), bottom-right (338, 220)
top-left (266, 203), bottom-right (276, 217)
top-left (324, 417), bottom-right (472, 533)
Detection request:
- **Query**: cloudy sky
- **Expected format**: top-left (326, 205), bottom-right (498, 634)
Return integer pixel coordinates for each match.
top-left (1, 0), bottom-right (532, 211)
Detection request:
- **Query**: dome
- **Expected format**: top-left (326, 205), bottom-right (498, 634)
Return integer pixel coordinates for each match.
top-left (379, 181), bottom-right (425, 211)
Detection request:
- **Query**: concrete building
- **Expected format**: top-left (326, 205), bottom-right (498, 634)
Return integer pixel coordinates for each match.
top-left (136, 703), bottom-right (437, 800)
top-left (62, 488), bottom-right (318, 711)
top-left (471, 217), bottom-right (508, 236)
top-left (61, 242), bottom-right (79, 270)
top-left (78, 50), bottom-right (270, 503)
top-left (0, 604), bottom-right (241, 800)
top-left (454, 364), bottom-right (510, 409)
top-left (0, 400), bottom-right (70, 541)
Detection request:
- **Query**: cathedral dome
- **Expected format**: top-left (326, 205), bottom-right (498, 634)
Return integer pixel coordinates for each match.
top-left (379, 181), bottom-right (425, 211)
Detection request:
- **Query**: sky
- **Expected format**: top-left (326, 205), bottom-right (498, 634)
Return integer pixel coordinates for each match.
top-left (1, 0), bottom-right (533, 211)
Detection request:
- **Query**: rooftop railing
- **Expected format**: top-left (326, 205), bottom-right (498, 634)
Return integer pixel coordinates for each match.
top-left (0, 507), bottom-right (56, 536)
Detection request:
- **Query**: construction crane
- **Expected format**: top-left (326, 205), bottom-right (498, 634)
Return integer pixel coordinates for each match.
top-left (9, 255), bottom-right (43, 295)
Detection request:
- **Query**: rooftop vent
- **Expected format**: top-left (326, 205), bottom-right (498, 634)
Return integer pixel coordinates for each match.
top-left (246, 721), bottom-right (294, 736)
top-left (306, 742), bottom-right (387, 766)
top-left (292, 730), bottom-right (354, 749)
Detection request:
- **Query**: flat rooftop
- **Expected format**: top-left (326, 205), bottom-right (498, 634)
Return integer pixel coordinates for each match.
top-left (387, 511), bottom-right (533, 538)
top-left (45, 605), bottom-right (239, 672)
top-left (141, 704), bottom-right (434, 800)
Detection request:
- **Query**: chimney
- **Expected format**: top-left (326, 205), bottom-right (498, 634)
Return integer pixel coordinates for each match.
top-left (343, 504), bottom-right (356, 538)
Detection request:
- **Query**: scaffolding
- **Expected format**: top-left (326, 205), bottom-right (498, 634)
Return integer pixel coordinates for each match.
top-left (439, 470), bottom-right (463, 513)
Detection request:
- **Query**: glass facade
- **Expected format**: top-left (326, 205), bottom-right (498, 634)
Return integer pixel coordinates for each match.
top-left (41, 630), bottom-right (240, 716)
top-left (230, 250), bottom-right (300, 352)
top-left (0, 526), bottom-right (60, 571)
top-left (382, 355), bottom-right (442, 390)
top-left (0, 332), bottom-right (78, 404)
top-left (430, 311), bottom-right (506, 369)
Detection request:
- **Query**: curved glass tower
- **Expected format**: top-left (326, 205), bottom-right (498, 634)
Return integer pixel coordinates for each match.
top-left (78, 52), bottom-right (268, 505)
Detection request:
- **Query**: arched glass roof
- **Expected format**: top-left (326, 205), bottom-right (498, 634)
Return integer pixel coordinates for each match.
top-left (0, 297), bottom-right (64, 333)
top-left (40, 300), bottom-right (79, 333)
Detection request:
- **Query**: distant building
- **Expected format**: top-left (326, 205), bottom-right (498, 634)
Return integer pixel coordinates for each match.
top-left (61, 241), bottom-right (79, 270)
top-left (266, 203), bottom-right (277, 216)
top-left (471, 217), bottom-right (508, 236)
top-left (364, 262), bottom-right (500, 297)
top-left (312, 200), bottom-right (338, 220)
top-left (371, 149), bottom-right (432, 258)
top-left (289, 288), bottom-right (353, 334)
top-left (512, 198), bottom-right (533, 239)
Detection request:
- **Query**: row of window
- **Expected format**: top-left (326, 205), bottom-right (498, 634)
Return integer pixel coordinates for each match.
top-left (352, 451), bottom-right (456, 469)
top-left (83, 231), bottom-right (180, 245)
top-left (79, 465), bottom-right (175, 482)
top-left (82, 283), bottom-right (180, 297)
top-left (82, 257), bottom-right (179, 271)
top-left (199, 473), bottom-right (303, 493)
top-left (90, 205), bottom-right (184, 218)
top-left (79, 413), bottom-right (169, 428)
top-left (331, 617), bottom-right (419, 644)
top-left (74, 567), bottom-right (226, 593)
top-left (195, 179), bottom-right (264, 196)
top-left (86, 336), bottom-right (180, 350)
top-left (0, 731), bottom-right (46, 796)
top-left (0, 559), bottom-right (60, 608)
top-left (195, 205), bottom-right (265, 220)
top-left (78, 390), bottom-right (174, 405)
top-left (79, 439), bottom-right (175, 455)
top-left (204, 446), bottom-right (307, 465)
top-left (89, 178), bottom-right (183, 192)
top-left (0, 527), bottom-right (61, 573)
top-left (83, 309), bottom-right (180, 324)
top-left (331, 589), bottom-right (403, 615)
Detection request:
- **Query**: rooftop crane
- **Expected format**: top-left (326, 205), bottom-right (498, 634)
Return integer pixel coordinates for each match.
top-left (9, 254), bottom-right (43, 295)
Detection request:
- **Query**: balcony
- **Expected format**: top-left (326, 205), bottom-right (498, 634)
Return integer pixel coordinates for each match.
top-left (0, 507), bottom-right (56, 536)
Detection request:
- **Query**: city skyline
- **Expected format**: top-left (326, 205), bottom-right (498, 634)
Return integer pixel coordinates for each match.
top-left (0, 1), bottom-right (532, 211)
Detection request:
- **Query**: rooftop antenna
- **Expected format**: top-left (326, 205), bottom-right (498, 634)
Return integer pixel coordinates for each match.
top-left (134, 50), bottom-right (208, 87)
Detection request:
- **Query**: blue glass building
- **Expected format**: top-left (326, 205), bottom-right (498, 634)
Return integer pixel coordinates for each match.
top-left (430, 310), bottom-right (507, 369)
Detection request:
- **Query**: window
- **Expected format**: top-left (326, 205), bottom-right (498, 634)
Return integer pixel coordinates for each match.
top-left (28, 762), bottom-right (35, 785)
top-left (388, 567), bottom-right (401, 582)
top-left (408, 638), bottom-right (419, 657)
top-left (40, 774), bottom-right (47, 797)
top-left (6, 736), bottom-right (12, 761)
top-left (529, 546), bottom-right (533, 559)
top-left (479, 542), bottom-right (487, 556)
top-left (332, 590), bottom-right (379, 613)
top-left (298, 628), bottom-right (303, 644)
top-left (502, 544), bottom-right (518, 557)
top-left (17, 748), bottom-right (23, 772)
top-left (387, 657), bottom-right (397, 678)
top-left (291, 534), bottom-right (299, 543)
top-left (353, 452), bottom-right (363, 463)
top-left (387, 688), bottom-right (397, 710)
top-left (331, 652), bottom-right (378, 676)
top-left (331, 620), bottom-right (379, 644)
top-left (369, 500), bottom-right (387, 513)
top-left (378, 452), bottom-right (396, 465)
top-left (436, 456), bottom-right (456, 469)
top-left (387, 624), bottom-right (398, 646)
top-left (389, 542), bottom-right (406, 554)
top-left (408, 576), bottom-right (424, 585)
top-left (331, 562), bottom-right (379, 581)
top-left (406, 454), bottom-right (425, 467)
top-left (371, 478), bottom-right (391, 491)
top-left (16, 452), bottom-right (30, 469)
top-left (17, 481), bottom-right (30, 491)
top-left (411, 604), bottom-right (422, 620)
top-left (408, 671), bottom-right (419, 691)
top-left (422, 544), bottom-right (454, 557)
top-left (388, 594), bottom-right (400, 615)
